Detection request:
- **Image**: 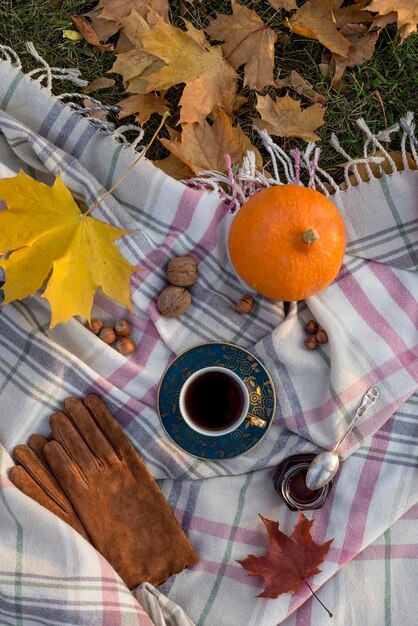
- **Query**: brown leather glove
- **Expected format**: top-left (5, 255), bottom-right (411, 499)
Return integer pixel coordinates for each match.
top-left (9, 434), bottom-right (90, 542)
top-left (43, 395), bottom-right (198, 589)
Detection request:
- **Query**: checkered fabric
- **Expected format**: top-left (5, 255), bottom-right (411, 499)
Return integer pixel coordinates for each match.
top-left (0, 56), bottom-right (417, 626)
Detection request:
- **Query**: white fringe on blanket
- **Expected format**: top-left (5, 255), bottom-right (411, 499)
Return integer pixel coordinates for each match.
top-left (187, 114), bottom-right (418, 212)
top-left (0, 43), bottom-right (145, 148)
top-left (0, 42), bottom-right (416, 212)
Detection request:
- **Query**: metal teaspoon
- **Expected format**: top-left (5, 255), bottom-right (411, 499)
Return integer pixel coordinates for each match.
top-left (305, 387), bottom-right (380, 490)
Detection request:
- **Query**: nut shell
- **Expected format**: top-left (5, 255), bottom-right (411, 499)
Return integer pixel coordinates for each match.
top-left (86, 318), bottom-right (103, 334)
top-left (99, 327), bottom-right (116, 344)
top-left (167, 256), bottom-right (199, 287)
top-left (315, 329), bottom-right (329, 344)
top-left (305, 320), bottom-right (319, 335)
top-left (115, 337), bottom-right (136, 355)
top-left (114, 319), bottom-right (131, 337)
top-left (236, 295), bottom-right (254, 314)
top-left (157, 286), bottom-right (192, 318)
top-left (304, 335), bottom-right (318, 350)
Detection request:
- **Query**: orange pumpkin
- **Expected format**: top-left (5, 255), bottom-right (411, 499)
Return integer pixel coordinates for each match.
top-left (228, 185), bottom-right (346, 301)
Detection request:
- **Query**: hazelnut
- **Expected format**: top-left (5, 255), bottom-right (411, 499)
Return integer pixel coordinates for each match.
top-left (236, 295), bottom-right (254, 314)
top-left (115, 337), bottom-right (136, 355)
top-left (99, 327), bottom-right (116, 344)
top-left (157, 286), bottom-right (192, 318)
top-left (305, 320), bottom-right (319, 335)
top-left (167, 256), bottom-right (199, 287)
top-left (315, 329), bottom-right (329, 344)
top-left (305, 335), bottom-right (318, 350)
top-left (114, 319), bottom-right (131, 337)
top-left (85, 318), bottom-right (103, 334)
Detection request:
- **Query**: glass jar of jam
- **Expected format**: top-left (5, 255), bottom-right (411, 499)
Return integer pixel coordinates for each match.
top-left (273, 454), bottom-right (332, 511)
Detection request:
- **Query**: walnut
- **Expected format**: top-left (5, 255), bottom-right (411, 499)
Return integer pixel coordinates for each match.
top-left (157, 286), bottom-right (192, 318)
top-left (167, 256), bottom-right (199, 287)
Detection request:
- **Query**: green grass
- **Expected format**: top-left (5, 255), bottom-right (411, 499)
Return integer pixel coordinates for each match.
top-left (0, 0), bottom-right (417, 179)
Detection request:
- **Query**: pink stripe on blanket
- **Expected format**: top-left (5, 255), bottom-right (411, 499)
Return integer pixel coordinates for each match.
top-left (284, 353), bottom-right (417, 433)
top-left (369, 261), bottom-right (418, 326)
top-left (97, 556), bottom-right (123, 626)
top-left (170, 186), bottom-right (208, 232)
top-left (357, 543), bottom-right (418, 560)
top-left (402, 504), bottom-right (418, 520)
top-left (174, 509), bottom-right (266, 546)
top-left (192, 558), bottom-right (261, 588)
top-left (339, 270), bottom-right (418, 372)
top-left (337, 432), bottom-right (392, 564)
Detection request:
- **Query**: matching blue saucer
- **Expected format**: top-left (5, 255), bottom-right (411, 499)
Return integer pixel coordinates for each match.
top-left (157, 342), bottom-right (276, 459)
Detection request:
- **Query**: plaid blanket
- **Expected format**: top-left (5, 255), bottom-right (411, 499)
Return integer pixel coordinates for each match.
top-left (0, 52), bottom-right (417, 626)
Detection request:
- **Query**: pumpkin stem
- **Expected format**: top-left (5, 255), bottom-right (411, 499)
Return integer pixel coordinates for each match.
top-left (302, 227), bottom-right (320, 245)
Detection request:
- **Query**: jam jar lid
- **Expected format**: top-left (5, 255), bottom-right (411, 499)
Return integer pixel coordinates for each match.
top-left (274, 454), bottom-right (332, 511)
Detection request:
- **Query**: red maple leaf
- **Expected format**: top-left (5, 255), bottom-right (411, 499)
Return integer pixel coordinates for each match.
top-left (238, 513), bottom-right (333, 599)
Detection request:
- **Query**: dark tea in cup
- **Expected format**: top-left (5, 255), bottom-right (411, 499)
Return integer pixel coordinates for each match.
top-left (179, 366), bottom-right (249, 436)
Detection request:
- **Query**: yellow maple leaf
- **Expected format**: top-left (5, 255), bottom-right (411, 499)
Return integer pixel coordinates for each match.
top-left (0, 171), bottom-right (137, 327)
top-left (252, 94), bottom-right (325, 142)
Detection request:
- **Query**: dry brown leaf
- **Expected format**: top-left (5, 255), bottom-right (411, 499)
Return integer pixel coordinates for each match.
top-left (287, 0), bottom-right (352, 57)
top-left (153, 153), bottom-right (195, 180)
top-left (119, 7), bottom-right (165, 45)
top-left (85, 1), bottom-right (169, 42)
top-left (252, 93), bottom-right (325, 142)
top-left (206, 1), bottom-right (277, 91)
top-left (109, 13), bottom-right (165, 93)
top-left (140, 19), bottom-right (238, 125)
top-left (332, 0), bottom-right (374, 27)
top-left (117, 93), bottom-right (169, 124)
top-left (370, 10), bottom-right (398, 29)
top-left (367, 0), bottom-right (418, 41)
top-left (110, 46), bottom-right (163, 86)
top-left (232, 94), bottom-right (248, 113)
top-left (276, 70), bottom-right (326, 104)
top-left (268, 0), bottom-right (297, 10)
top-left (239, 514), bottom-right (333, 600)
top-left (83, 77), bottom-right (116, 93)
top-left (140, 19), bottom-right (226, 89)
top-left (84, 8), bottom-right (118, 42)
top-left (319, 62), bottom-right (330, 77)
top-left (339, 150), bottom-right (417, 189)
top-left (160, 110), bottom-right (261, 174)
top-left (114, 32), bottom-right (136, 53)
top-left (82, 99), bottom-right (109, 121)
top-left (119, 8), bottom-right (150, 45)
top-left (330, 24), bottom-right (380, 88)
top-left (97, 0), bottom-right (169, 24)
top-left (179, 60), bottom-right (238, 126)
top-left (71, 15), bottom-right (114, 51)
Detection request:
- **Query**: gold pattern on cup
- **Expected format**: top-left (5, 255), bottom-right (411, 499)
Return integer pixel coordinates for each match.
top-left (245, 414), bottom-right (267, 429)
